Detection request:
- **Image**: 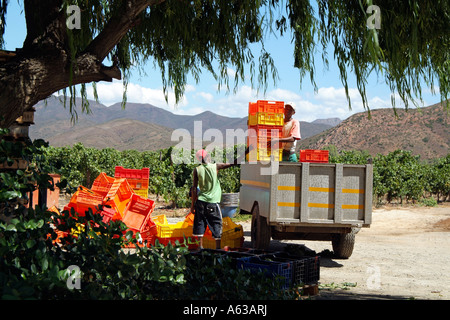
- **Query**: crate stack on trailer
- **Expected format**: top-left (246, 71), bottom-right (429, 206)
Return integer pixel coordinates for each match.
top-left (247, 100), bottom-right (285, 162)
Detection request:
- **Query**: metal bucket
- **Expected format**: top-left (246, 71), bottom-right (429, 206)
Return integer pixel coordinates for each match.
top-left (220, 193), bottom-right (239, 218)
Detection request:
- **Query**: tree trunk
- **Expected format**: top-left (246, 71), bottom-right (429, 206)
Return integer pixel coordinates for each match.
top-left (0, 0), bottom-right (163, 129)
top-left (0, 50), bottom-right (121, 128)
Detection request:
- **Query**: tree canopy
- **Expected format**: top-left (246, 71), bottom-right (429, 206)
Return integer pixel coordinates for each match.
top-left (0, 0), bottom-right (448, 127)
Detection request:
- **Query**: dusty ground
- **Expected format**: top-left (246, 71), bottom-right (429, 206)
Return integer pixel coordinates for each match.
top-left (239, 203), bottom-right (450, 300)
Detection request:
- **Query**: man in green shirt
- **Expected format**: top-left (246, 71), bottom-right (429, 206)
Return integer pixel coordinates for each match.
top-left (190, 148), bottom-right (249, 249)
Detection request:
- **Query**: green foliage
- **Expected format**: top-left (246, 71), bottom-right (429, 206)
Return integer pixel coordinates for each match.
top-left (285, 0), bottom-right (450, 112)
top-left (330, 149), bottom-right (450, 204)
top-left (3, 1), bottom-right (448, 123)
top-left (0, 206), bottom-right (297, 299)
top-left (0, 136), bottom-right (66, 215)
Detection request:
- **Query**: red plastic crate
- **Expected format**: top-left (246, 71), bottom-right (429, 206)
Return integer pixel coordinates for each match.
top-left (114, 166), bottom-right (149, 180)
top-left (98, 206), bottom-right (116, 224)
top-left (91, 172), bottom-right (115, 197)
top-left (299, 150), bottom-right (329, 163)
top-left (121, 193), bottom-right (155, 233)
top-left (249, 100), bottom-right (284, 115)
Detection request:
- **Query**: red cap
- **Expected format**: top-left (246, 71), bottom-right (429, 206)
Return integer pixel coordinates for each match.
top-left (196, 149), bottom-right (208, 162)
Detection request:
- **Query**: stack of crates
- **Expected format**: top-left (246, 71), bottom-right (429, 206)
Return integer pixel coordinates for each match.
top-left (114, 166), bottom-right (150, 198)
top-left (247, 100), bottom-right (284, 162)
top-left (236, 256), bottom-right (293, 289)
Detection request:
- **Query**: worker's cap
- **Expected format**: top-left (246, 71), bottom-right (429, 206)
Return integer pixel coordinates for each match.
top-left (285, 102), bottom-right (296, 111)
top-left (195, 149), bottom-right (208, 162)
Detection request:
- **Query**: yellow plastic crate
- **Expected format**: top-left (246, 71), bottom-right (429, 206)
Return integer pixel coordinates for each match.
top-left (248, 112), bottom-right (284, 126)
top-left (203, 217), bottom-right (244, 249)
top-left (133, 188), bottom-right (149, 198)
top-left (154, 214), bottom-right (194, 238)
top-left (246, 148), bottom-right (283, 162)
top-left (202, 237), bottom-right (244, 249)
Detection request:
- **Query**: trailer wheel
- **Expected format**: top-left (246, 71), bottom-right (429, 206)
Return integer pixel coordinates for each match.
top-left (250, 202), bottom-right (271, 250)
top-left (331, 228), bottom-right (356, 259)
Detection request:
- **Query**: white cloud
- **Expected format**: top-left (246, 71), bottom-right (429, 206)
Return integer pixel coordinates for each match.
top-left (195, 92), bottom-right (214, 102)
top-left (83, 80), bottom-right (427, 123)
top-left (86, 80), bottom-right (189, 111)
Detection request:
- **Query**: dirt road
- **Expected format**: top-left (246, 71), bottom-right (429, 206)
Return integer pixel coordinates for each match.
top-left (241, 204), bottom-right (450, 300)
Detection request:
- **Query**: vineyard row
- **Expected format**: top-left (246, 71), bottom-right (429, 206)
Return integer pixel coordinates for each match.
top-left (40, 143), bottom-right (450, 208)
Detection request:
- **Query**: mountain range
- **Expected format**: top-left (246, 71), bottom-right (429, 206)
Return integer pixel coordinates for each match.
top-left (29, 96), bottom-right (449, 160)
top-left (29, 96), bottom-right (337, 151)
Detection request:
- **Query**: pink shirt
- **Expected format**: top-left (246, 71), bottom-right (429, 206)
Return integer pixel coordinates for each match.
top-left (282, 118), bottom-right (301, 152)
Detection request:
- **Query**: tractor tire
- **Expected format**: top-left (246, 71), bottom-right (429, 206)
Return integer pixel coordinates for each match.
top-left (250, 202), bottom-right (271, 250)
top-left (332, 228), bottom-right (357, 259)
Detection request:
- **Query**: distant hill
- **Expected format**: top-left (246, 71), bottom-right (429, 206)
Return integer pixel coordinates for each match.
top-left (46, 118), bottom-right (176, 151)
top-left (29, 96), bottom-right (337, 151)
top-left (312, 118), bottom-right (342, 127)
top-left (297, 101), bottom-right (450, 160)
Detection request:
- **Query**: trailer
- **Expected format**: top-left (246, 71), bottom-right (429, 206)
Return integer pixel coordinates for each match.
top-left (239, 162), bottom-right (373, 258)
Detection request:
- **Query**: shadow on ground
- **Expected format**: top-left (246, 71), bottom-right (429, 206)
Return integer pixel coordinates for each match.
top-left (240, 237), bottom-right (416, 300)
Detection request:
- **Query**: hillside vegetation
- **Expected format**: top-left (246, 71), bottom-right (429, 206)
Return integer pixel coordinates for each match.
top-left (298, 102), bottom-right (449, 160)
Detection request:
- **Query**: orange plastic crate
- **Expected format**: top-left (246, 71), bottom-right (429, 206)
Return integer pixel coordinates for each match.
top-left (121, 193), bottom-right (155, 233)
top-left (114, 166), bottom-right (149, 180)
top-left (91, 172), bottom-right (115, 197)
top-left (184, 213), bottom-right (195, 226)
top-left (104, 178), bottom-right (134, 219)
top-left (247, 125), bottom-right (282, 149)
top-left (299, 149), bottom-right (329, 163)
top-left (73, 187), bottom-right (104, 216)
top-left (126, 178), bottom-right (149, 190)
top-left (249, 100), bottom-right (284, 115)
top-left (98, 206), bottom-right (116, 224)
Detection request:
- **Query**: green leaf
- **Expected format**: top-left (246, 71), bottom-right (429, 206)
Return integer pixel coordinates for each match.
top-left (6, 224), bottom-right (17, 232)
top-left (26, 240), bottom-right (36, 249)
top-left (41, 258), bottom-right (48, 271)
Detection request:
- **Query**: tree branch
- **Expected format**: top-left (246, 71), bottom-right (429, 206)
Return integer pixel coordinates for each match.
top-left (84, 0), bottom-right (165, 62)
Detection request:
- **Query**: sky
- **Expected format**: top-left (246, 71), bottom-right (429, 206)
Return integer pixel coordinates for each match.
top-left (2, 1), bottom-right (441, 122)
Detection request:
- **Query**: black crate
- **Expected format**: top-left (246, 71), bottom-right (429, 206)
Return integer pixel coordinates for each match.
top-left (237, 256), bottom-right (293, 289)
top-left (260, 252), bottom-right (320, 285)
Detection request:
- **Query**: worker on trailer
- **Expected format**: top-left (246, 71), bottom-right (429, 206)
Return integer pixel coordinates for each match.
top-left (190, 147), bottom-right (250, 249)
top-left (270, 102), bottom-right (301, 162)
